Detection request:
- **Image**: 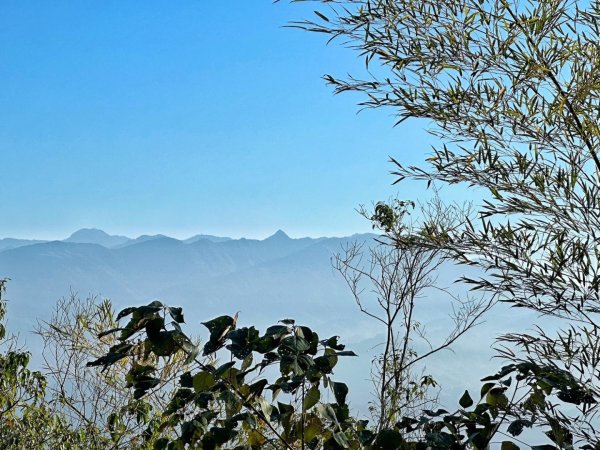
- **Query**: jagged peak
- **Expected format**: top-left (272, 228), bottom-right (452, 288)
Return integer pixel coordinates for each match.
top-left (265, 229), bottom-right (290, 240)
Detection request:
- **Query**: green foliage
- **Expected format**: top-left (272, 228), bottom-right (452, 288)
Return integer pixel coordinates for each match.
top-left (36, 295), bottom-right (193, 449)
top-left (96, 299), bottom-right (591, 449)
top-left (0, 280), bottom-right (102, 449)
top-left (90, 300), bottom-right (368, 449)
top-left (293, 0), bottom-right (600, 445)
top-left (7, 0), bottom-right (600, 446)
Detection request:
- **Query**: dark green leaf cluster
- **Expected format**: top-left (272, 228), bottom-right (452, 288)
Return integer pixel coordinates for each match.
top-left (90, 301), bottom-right (369, 449)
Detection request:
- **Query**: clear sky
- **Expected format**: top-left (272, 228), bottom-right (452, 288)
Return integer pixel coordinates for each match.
top-left (1, 1), bottom-right (439, 240)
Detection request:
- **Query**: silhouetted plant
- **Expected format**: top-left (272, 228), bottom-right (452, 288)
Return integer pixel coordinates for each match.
top-left (334, 199), bottom-right (492, 434)
top-left (88, 301), bottom-right (368, 449)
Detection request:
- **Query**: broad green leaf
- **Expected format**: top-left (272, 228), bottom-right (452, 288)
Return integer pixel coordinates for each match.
top-left (303, 385), bottom-right (321, 410)
top-left (116, 307), bottom-right (137, 321)
top-left (459, 390), bottom-right (474, 408)
top-left (480, 382), bottom-right (496, 398)
top-left (168, 306), bottom-right (184, 323)
top-left (247, 430), bottom-right (267, 446)
top-left (241, 353), bottom-right (253, 371)
top-left (372, 429), bottom-right (403, 449)
top-left (202, 315), bottom-right (234, 334)
top-left (303, 414), bottom-right (323, 442)
top-left (486, 390), bottom-right (508, 407)
top-left (332, 382), bottom-right (348, 405)
top-left (193, 371), bottom-right (215, 393)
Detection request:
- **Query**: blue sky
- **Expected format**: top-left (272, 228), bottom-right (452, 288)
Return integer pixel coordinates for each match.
top-left (1, 1), bottom-right (439, 240)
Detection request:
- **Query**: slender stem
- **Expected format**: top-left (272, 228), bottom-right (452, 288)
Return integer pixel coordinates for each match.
top-left (301, 382), bottom-right (306, 450)
top-left (379, 309), bottom-right (391, 431)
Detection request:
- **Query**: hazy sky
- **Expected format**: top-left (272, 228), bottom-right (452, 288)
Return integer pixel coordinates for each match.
top-left (1, 1), bottom-right (440, 240)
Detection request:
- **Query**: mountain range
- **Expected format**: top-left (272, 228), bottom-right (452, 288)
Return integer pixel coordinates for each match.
top-left (0, 227), bottom-right (234, 252)
top-left (0, 227), bottom-right (536, 414)
top-left (0, 228), bottom-right (379, 334)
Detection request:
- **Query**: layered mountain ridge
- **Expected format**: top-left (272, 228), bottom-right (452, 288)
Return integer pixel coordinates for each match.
top-left (0, 228), bottom-right (532, 411)
top-left (1, 228), bottom-right (238, 251)
top-left (0, 228), bottom-right (378, 333)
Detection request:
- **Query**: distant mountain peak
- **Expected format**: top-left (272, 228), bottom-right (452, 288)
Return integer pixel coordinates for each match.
top-left (67, 228), bottom-right (109, 239)
top-left (136, 234), bottom-right (168, 240)
top-left (266, 229), bottom-right (290, 240)
top-left (65, 228), bottom-right (131, 248)
top-left (184, 234), bottom-right (232, 244)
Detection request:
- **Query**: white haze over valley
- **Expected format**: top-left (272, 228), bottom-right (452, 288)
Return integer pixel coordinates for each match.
top-left (0, 228), bottom-right (539, 418)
